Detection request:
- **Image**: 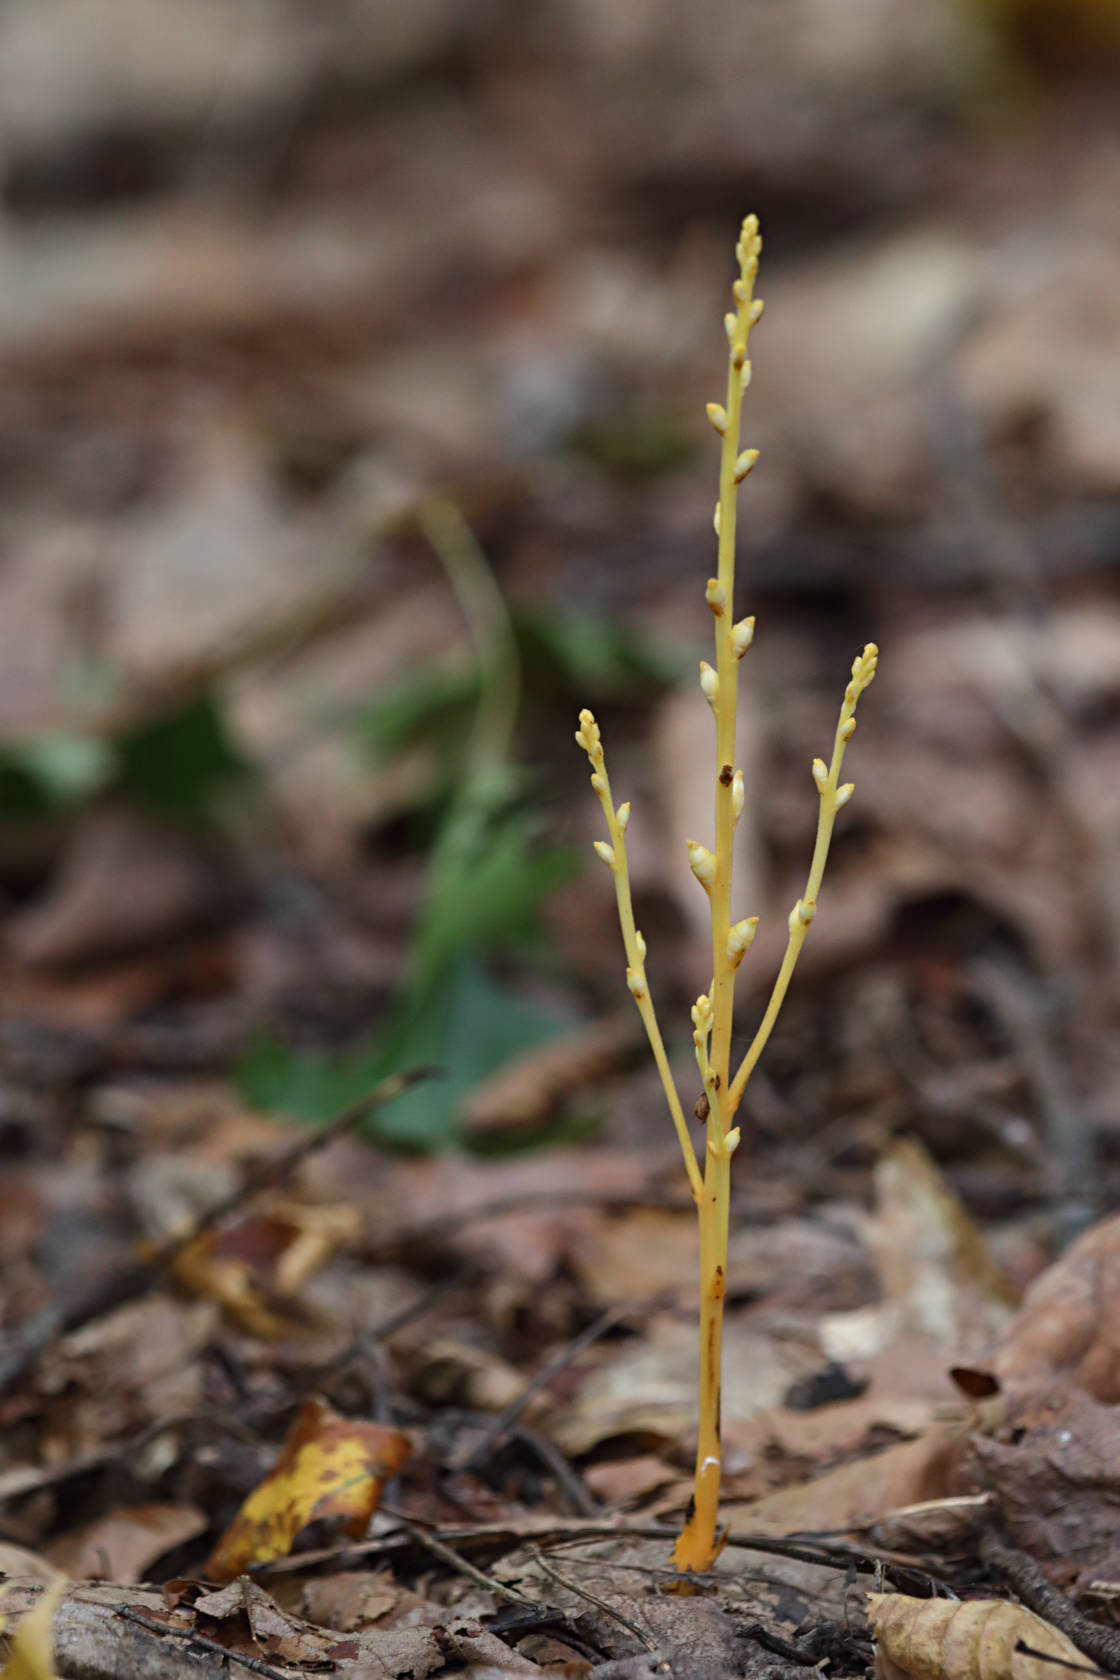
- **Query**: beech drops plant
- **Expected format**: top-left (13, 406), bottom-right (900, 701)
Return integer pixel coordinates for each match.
top-left (575, 215), bottom-right (878, 1571)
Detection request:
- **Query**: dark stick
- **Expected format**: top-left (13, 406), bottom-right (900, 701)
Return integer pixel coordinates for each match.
top-left (455, 1301), bottom-right (636, 1473)
top-left (0, 1067), bottom-right (436, 1400)
top-left (113, 1606), bottom-right (293, 1680)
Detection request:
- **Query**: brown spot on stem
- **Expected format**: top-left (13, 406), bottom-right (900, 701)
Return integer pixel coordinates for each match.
top-left (712, 1265), bottom-right (725, 1301)
top-left (719, 764), bottom-right (734, 786)
top-left (694, 1092), bottom-right (709, 1124)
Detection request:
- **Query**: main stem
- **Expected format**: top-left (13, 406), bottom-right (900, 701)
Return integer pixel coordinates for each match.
top-left (672, 218), bottom-right (762, 1573)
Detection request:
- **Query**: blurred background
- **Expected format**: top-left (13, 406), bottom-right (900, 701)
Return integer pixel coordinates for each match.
top-left (1, 0), bottom-right (1119, 1208)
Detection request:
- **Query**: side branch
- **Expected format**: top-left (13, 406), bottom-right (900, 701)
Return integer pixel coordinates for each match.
top-left (727, 643), bottom-right (878, 1115)
top-left (576, 710), bottom-right (705, 1202)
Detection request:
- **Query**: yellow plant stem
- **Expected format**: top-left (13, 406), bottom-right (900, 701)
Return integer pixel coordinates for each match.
top-left (672, 217), bottom-right (762, 1573)
top-left (575, 212), bottom-right (878, 1578)
top-left (575, 710), bottom-right (704, 1204)
top-left (727, 645), bottom-right (877, 1117)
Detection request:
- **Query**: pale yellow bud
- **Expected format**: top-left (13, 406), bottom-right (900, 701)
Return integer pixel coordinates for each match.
top-left (839, 717), bottom-right (856, 742)
top-left (705, 578), bottom-right (727, 616)
top-left (733, 279), bottom-right (749, 305)
top-left (731, 769), bottom-right (744, 821)
top-left (733, 449), bottom-right (759, 484)
top-left (617, 801), bottom-right (631, 831)
top-left (724, 1127), bottom-right (741, 1156)
top-left (706, 402), bottom-right (728, 436)
top-left (626, 969), bottom-right (647, 1002)
top-left (748, 298), bottom-right (764, 325)
top-left (713, 504), bottom-right (721, 536)
top-left (812, 758), bottom-right (828, 793)
top-left (699, 661), bottom-right (719, 711)
top-left (835, 782), bottom-right (854, 808)
top-left (635, 930), bottom-right (647, 961)
top-left (724, 312), bottom-right (737, 342)
top-left (726, 916), bottom-right (759, 968)
top-left (731, 344), bottom-right (748, 370)
top-left (590, 772), bottom-right (605, 793)
top-left (731, 617), bottom-right (755, 659)
top-left (789, 898), bottom-right (816, 932)
top-left (687, 840), bottom-right (716, 891)
top-left (691, 994), bottom-right (713, 1036)
top-left (594, 840), bottom-right (615, 869)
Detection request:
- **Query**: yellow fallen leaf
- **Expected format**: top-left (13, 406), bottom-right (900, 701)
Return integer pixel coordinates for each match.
top-left (204, 1398), bottom-right (410, 1582)
top-left (869, 1593), bottom-right (1103, 1680)
top-left (0, 1583), bottom-right (64, 1680)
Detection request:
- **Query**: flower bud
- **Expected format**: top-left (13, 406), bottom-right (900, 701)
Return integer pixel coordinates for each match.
top-left (706, 403), bottom-right (728, 436)
top-left (594, 840), bottom-right (615, 869)
top-left (617, 801), bottom-right (631, 831)
top-left (731, 769), bottom-right (744, 822)
top-left (687, 841), bottom-right (716, 891)
top-left (731, 617), bottom-right (755, 659)
top-left (835, 782), bottom-right (854, 808)
top-left (812, 758), bottom-right (828, 793)
top-left (733, 449), bottom-right (759, 483)
top-left (726, 917), bottom-right (759, 969)
top-left (705, 578), bottom-right (727, 616)
top-left (699, 662), bottom-right (719, 711)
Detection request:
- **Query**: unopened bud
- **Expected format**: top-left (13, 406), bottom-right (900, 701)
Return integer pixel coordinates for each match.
top-left (731, 343), bottom-right (748, 370)
top-left (726, 916), bottom-right (759, 968)
top-left (705, 578), bottom-right (727, 616)
top-left (691, 994), bottom-right (713, 1036)
top-left (594, 840), bottom-right (615, 869)
top-left (724, 312), bottom-right (738, 342)
top-left (731, 617), bottom-right (755, 659)
top-left (835, 782), bottom-right (854, 808)
top-left (706, 403), bottom-right (728, 436)
top-left (713, 503), bottom-right (721, 536)
top-left (590, 772), bottom-right (605, 794)
top-left (699, 661), bottom-right (719, 710)
top-left (839, 717), bottom-right (856, 742)
top-left (812, 758), bottom-right (828, 793)
top-left (635, 930), bottom-right (647, 961)
top-left (748, 298), bottom-right (764, 325)
top-left (617, 801), bottom-right (631, 831)
top-left (626, 969), bottom-right (647, 1002)
top-left (733, 449), bottom-right (759, 483)
top-left (731, 769), bottom-right (744, 822)
top-left (687, 840), bottom-right (717, 891)
top-left (789, 899), bottom-right (816, 932)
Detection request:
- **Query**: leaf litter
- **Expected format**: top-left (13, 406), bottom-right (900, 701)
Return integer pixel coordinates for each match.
top-left (2, 7), bottom-right (1120, 1680)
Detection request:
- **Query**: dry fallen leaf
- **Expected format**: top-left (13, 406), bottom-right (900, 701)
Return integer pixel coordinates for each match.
top-left (204, 1398), bottom-right (410, 1582)
top-left (869, 1593), bottom-right (1102, 1680)
top-left (0, 1581), bottom-right (63, 1680)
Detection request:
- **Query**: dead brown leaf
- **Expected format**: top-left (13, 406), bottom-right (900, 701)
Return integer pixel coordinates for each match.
top-left (44, 1503), bottom-right (207, 1584)
top-left (869, 1592), bottom-right (1102, 1680)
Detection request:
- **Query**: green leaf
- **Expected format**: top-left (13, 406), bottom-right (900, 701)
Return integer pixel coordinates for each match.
top-left (117, 694), bottom-right (248, 818)
top-left (239, 955), bottom-right (568, 1149)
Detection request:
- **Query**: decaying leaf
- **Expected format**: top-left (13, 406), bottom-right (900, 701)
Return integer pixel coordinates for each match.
top-left (172, 1198), bottom-right (361, 1339)
top-left (868, 1593), bottom-right (1103, 1680)
top-left (0, 1581), bottom-right (63, 1680)
top-left (870, 1495), bottom-right (995, 1555)
top-left (204, 1398), bottom-right (410, 1582)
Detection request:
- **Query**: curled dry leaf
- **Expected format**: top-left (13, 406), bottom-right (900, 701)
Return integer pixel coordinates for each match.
top-left (868, 1593), bottom-right (1102, 1680)
top-left (204, 1398), bottom-right (410, 1582)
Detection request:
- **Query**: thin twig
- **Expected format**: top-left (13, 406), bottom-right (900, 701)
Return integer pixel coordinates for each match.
top-left (113, 1605), bottom-right (292, 1680)
top-left (508, 1423), bottom-right (600, 1517)
top-left (529, 1546), bottom-right (657, 1653)
top-left (398, 1519), bottom-right (544, 1612)
top-left (455, 1302), bottom-right (635, 1473)
top-left (0, 1067), bottom-right (436, 1399)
